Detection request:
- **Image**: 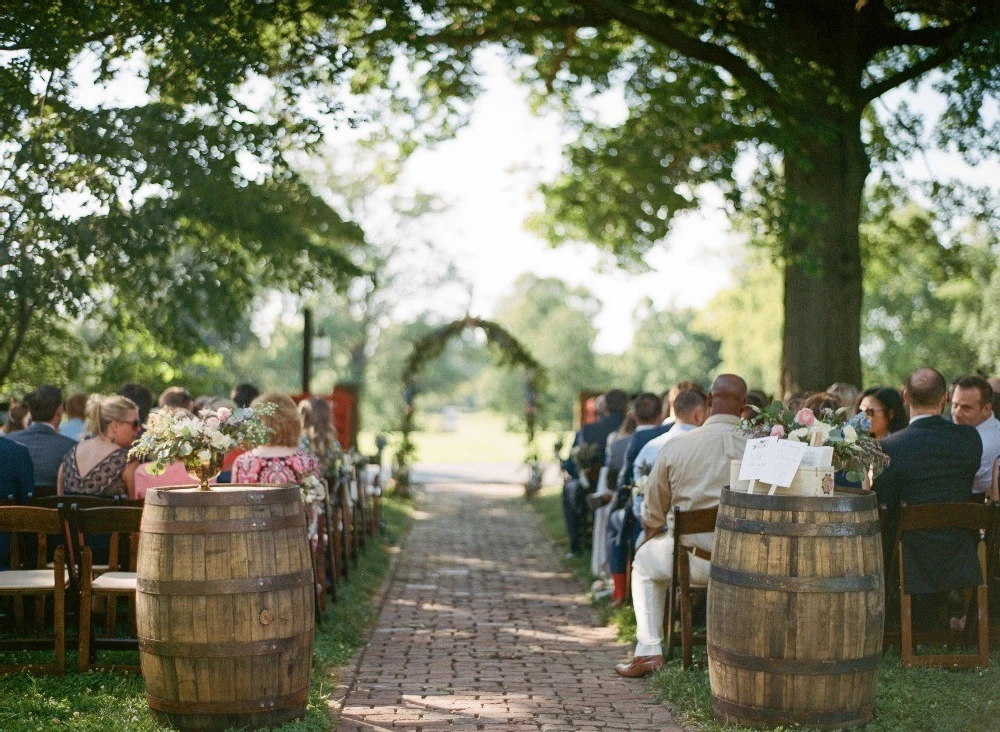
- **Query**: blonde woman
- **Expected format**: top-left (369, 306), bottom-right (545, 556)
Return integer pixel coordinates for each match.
top-left (299, 397), bottom-right (342, 477)
top-left (57, 395), bottom-right (140, 498)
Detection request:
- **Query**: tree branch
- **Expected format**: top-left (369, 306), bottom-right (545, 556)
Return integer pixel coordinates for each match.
top-left (874, 23), bottom-right (960, 50)
top-left (0, 298), bottom-right (33, 390)
top-left (573, 0), bottom-right (792, 119)
top-left (416, 12), bottom-right (603, 48)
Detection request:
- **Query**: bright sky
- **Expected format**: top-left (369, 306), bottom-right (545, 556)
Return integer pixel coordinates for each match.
top-left (387, 52), bottom-right (742, 354)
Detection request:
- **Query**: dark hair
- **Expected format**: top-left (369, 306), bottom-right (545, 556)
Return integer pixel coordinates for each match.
top-left (672, 389), bottom-right (706, 419)
top-left (64, 392), bottom-right (89, 419)
top-left (158, 386), bottom-right (193, 410)
top-left (951, 375), bottom-right (993, 409)
top-left (117, 383), bottom-right (153, 423)
top-left (633, 392), bottom-right (663, 423)
top-left (230, 382), bottom-right (261, 409)
top-left (604, 388), bottom-right (628, 414)
top-left (859, 386), bottom-right (907, 434)
top-left (803, 391), bottom-right (839, 415)
top-left (906, 367), bottom-right (946, 408)
top-left (746, 389), bottom-right (769, 411)
top-left (24, 385), bottom-right (63, 422)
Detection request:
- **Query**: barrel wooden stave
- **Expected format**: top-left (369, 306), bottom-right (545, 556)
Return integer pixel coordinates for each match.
top-left (137, 485), bottom-right (314, 731)
top-left (707, 490), bottom-right (883, 731)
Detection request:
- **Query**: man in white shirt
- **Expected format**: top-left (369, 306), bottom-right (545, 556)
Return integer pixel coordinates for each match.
top-left (633, 389), bottom-right (707, 485)
top-left (615, 374), bottom-right (748, 678)
top-left (950, 375), bottom-right (1000, 498)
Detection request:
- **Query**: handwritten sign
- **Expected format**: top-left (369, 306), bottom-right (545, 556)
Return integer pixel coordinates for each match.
top-left (738, 437), bottom-right (777, 482)
top-left (738, 437), bottom-right (809, 490)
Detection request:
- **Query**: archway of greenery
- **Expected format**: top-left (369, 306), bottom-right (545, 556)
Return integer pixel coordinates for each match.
top-left (393, 316), bottom-right (546, 495)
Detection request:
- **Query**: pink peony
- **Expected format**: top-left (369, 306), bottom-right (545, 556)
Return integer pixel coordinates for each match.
top-left (770, 424), bottom-right (786, 438)
top-left (216, 407), bottom-right (232, 422)
top-left (794, 407), bottom-right (816, 427)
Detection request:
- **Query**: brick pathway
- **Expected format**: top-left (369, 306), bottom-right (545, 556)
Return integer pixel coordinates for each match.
top-left (333, 482), bottom-right (682, 731)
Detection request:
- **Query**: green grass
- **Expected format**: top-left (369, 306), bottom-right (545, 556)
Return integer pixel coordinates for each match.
top-left (529, 486), bottom-right (1000, 732)
top-left (359, 410), bottom-right (566, 464)
top-left (0, 496), bottom-right (412, 731)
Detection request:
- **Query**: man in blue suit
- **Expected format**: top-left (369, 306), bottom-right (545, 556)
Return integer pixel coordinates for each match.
top-left (8, 385), bottom-right (77, 488)
top-left (0, 436), bottom-right (35, 568)
top-left (874, 367), bottom-right (982, 631)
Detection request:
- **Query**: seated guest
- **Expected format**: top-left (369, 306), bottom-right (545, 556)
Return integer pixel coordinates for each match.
top-left (61, 392), bottom-right (89, 441)
top-left (2, 400), bottom-right (29, 434)
top-left (9, 385), bottom-right (77, 488)
top-left (857, 386), bottom-right (907, 440)
top-left (299, 396), bottom-right (342, 476)
top-left (589, 412), bottom-right (636, 580)
top-left (826, 382), bottom-right (861, 411)
top-left (57, 395), bottom-right (141, 498)
top-left (157, 386), bottom-right (194, 413)
top-left (230, 382), bottom-right (261, 409)
top-left (633, 389), bottom-right (707, 486)
top-left (562, 389), bottom-right (628, 556)
top-left (0, 437), bottom-right (34, 569)
top-left (950, 375), bottom-right (1000, 499)
top-left (232, 393), bottom-right (319, 485)
top-left (802, 391), bottom-right (839, 416)
top-left (116, 382), bottom-right (153, 428)
top-left (742, 389), bottom-right (769, 421)
top-left (660, 381), bottom-right (704, 430)
top-left (616, 374), bottom-right (749, 678)
top-left (873, 367), bottom-right (982, 631)
top-left (617, 392), bottom-right (668, 489)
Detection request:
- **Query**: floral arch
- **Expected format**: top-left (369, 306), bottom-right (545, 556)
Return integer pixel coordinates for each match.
top-left (393, 316), bottom-right (546, 495)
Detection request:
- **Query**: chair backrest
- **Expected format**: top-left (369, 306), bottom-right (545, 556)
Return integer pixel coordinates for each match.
top-left (32, 494), bottom-right (120, 509)
top-left (990, 457), bottom-right (999, 504)
top-left (898, 502), bottom-right (993, 533)
top-left (673, 505), bottom-right (719, 536)
top-left (68, 505), bottom-right (144, 573)
top-left (0, 505), bottom-right (62, 569)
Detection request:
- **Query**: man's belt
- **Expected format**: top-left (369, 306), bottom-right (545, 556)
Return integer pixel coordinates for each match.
top-left (687, 546), bottom-right (712, 562)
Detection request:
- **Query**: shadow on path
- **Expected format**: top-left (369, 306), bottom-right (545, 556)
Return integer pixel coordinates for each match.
top-left (333, 481), bottom-right (681, 731)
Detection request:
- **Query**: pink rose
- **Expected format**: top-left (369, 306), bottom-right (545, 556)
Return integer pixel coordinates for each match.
top-left (217, 407), bottom-right (232, 422)
top-left (794, 408), bottom-right (816, 426)
top-left (770, 424), bottom-right (786, 438)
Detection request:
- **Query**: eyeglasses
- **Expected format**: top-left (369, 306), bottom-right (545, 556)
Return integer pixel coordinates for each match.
top-left (862, 408), bottom-right (884, 417)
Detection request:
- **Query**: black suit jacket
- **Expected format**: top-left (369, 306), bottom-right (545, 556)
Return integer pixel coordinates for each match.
top-left (0, 436), bottom-right (35, 569)
top-left (873, 415), bottom-right (982, 595)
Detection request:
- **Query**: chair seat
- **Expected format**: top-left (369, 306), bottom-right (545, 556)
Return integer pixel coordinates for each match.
top-left (0, 569), bottom-right (68, 590)
top-left (91, 571), bottom-right (137, 591)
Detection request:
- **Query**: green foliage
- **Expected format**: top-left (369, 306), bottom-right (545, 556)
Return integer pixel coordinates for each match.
top-left (618, 301), bottom-right (721, 394)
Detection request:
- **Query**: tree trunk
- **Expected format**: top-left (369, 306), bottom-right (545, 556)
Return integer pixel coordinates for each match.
top-left (780, 120), bottom-right (868, 398)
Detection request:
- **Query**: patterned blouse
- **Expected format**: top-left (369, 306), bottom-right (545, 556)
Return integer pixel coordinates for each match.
top-left (231, 450), bottom-right (319, 485)
top-left (60, 445), bottom-right (131, 497)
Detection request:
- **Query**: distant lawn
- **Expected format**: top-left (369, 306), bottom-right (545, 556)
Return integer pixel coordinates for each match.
top-left (360, 410), bottom-right (567, 464)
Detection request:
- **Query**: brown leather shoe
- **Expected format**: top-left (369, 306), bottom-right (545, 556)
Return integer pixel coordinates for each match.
top-left (615, 654), bottom-right (665, 678)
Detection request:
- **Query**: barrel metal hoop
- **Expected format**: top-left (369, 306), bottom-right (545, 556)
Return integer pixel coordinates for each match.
top-left (141, 513), bottom-right (306, 534)
top-left (707, 645), bottom-right (880, 675)
top-left (710, 565), bottom-right (882, 592)
top-left (137, 569), bottom-right (313, 596)
top-left (711, 695), bottom-right (872, 729)
top-left (715, 514), bottom-right (881, 537)
top-left (144, 485), bottom-right (299, 506)
top-left (145, 687), bottom-right (309, 715)
top-left (138, 631), bottom-right (313, 658)
top-left (722, 488), bottom-right (877, 512)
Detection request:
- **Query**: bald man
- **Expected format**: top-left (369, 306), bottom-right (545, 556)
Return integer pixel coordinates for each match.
top-left (874, 367), bottom-right (982, 632)
top-left (615, 374), bottom-right (748, 678)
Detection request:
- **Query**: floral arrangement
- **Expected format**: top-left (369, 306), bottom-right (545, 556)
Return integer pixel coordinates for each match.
top-left (298, 474), bottom-right (327, 507)
top-left (571, 442), bottom-right (603, 471)
top-left (741, 402), bottom-right (890, 483)
top-left (129, 403), bottom-right (276, 490)
top-left (632, 460), bottom-right (653, 497)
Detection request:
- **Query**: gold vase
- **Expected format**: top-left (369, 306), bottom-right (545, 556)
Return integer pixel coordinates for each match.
top-left (184, 454), bottom-right (223, 491)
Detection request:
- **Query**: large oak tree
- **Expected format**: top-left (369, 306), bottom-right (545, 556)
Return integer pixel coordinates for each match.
top-left (332, 1), bottom-right (999, 394)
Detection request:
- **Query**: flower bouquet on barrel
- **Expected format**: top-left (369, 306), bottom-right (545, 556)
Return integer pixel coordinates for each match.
top-left (129, 403), bottom-right (276, 490)
top-left (741, 402), bottom-right (890, 488)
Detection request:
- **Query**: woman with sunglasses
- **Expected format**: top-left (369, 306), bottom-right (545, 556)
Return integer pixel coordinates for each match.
top-left (57, 394), bottom-right (141, 499)
top-left (856, 386), bottom-right (907, 440)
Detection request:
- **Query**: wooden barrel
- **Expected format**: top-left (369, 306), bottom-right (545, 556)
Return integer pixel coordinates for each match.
top-left (136, 485), bottom-right (314, 731)
top-left (707, 488), bottom-right (884, 731)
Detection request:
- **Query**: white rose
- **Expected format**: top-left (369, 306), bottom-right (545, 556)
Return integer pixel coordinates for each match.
top-left (843, 424), bottom-right (858, 444)
top-left (210, 432), bottom-right (234, 450)
top-left (205, 417), bottom-right (220, 429)
top-left (812, 421), bottom-right (833, 439)
top-left (789, 427), bottom-right (809, 441)
top-left (179, 443), bottom-right (193, 456)
top-left (197, 449), bottom-right (213, 464)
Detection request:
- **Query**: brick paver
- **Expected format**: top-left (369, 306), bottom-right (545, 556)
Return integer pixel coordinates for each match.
top-left (333, 482), bottom-right (682, 731)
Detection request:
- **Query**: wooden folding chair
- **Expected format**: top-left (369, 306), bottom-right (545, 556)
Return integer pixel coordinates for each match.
top-left (0, 506), bottom-right (67, 675)
top-left (664, 505), bottom-right (718, 669)
top-left (897, 501), bottom-right (993, 668)
top-left (69, 504), bottom-right (142, 672)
